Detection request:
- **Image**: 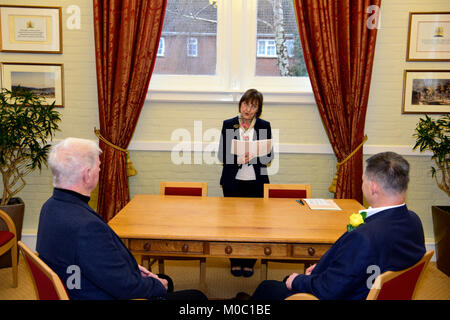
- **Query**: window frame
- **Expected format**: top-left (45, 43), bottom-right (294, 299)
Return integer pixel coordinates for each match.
top-left (186, 37), bottom-right (199, 57)
top-left (148, 0), bottom-right (312, 104)
top-left (256, 39), bottom-right (277, 58)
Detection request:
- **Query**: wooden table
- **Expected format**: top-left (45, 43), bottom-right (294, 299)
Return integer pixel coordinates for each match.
top-left (108, 194), bottom-right (364, 290)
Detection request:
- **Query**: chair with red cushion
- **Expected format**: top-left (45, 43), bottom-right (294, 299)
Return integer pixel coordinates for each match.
top-left (141, 181), bottom-right (208, 291)
top-left (366, 250), bottom-right (434, 300)
top-left (286, 250), bottom-right (434, 300)
top-left (261, 184), bottom-right (312, 280)
top-left (264, 183), bottom-right (311, 199)
top-left (160, 181), bottom-right (207, 197)
top-left (0, 209), bottom-right (18, 287)
top-left (18, 241), bottom-right (69, 300)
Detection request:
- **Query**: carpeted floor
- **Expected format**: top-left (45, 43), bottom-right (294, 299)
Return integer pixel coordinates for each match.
top-left (0, 256), bottom-right (449, 300)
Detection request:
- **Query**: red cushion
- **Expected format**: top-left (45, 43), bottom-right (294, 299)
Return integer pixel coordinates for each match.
top-left (164, 187), bottom-right (203, 196)
top-left (268, 189), bottom-right (307, 198)
top-left (376, 262), bottom-right (425, 300)
top-left (0, 231), bottom-right (14, 246)
top-left (24, 255), bottom-right (61, 300)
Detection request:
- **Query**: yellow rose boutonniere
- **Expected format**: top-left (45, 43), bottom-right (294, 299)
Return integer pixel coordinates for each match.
top-left (347, 212), bottom-right (367, 232)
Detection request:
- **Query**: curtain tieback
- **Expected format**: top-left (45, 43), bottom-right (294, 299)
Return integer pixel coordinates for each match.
top-left (94, 128), bottom-right (137, 177)
top-left (328, 135), bottom-right (368, 194)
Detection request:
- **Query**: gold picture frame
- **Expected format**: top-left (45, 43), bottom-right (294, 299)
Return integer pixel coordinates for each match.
top-left (402, 70), bottom-right (450, 114)
top-left (0, 5), bottom-right (62, 53)
top-left (1, 62), bottom-right (64, 107)
top-left (407, 12), bottom-right (450, 61)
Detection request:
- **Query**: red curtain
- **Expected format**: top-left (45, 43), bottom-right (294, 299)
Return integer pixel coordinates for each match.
top-left (293, 0), bottom-right (380, 203)
top-left (93, 0), bottom-right (167, 221)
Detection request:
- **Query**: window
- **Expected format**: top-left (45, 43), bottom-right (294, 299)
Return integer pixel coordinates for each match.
top-left (257, 39), bottom-right (277, 57)
top-left (150, 0), bottom-right (311, 101)
top-left (187, 37), bottom-right (198, 57)
top-left (157, 37), bottom-right (165, 56)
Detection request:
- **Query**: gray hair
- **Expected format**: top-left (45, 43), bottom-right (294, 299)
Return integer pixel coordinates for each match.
top-left (364, 152), bottom-right (410, 194)
top-left (48, 137), bottom-right (101, 188)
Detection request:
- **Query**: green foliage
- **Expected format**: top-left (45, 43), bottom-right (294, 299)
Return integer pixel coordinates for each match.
top-left (0, 88), bottom-right (61, 205)
top-left (288, 38), bottom-right (308, 77)
top-left (413, 115), bottom-right (450, 197)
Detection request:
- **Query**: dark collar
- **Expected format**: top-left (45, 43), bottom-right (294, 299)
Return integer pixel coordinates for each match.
top-left (54, 188), bottom-right (90, 204)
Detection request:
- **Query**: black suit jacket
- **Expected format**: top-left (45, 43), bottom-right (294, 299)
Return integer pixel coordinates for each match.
top-left (36, 188), bottom-right (167, 300)
top-left (218, 116), bottom-right (273, 189)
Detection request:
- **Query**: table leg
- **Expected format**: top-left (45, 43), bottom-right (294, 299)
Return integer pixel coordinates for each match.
top-left (158, 259), bottom-right (165, 274)
top-left (199, 258), bottom-right (207, 292)
top-left (260, 260), bottom-right (268, 281)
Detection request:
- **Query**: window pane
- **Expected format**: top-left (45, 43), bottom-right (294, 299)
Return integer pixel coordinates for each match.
top-left (255, 0), bottom-right (308, 77)
top-left (157, 37), bottom-right (165, 56)
top-left (153, 0), bottom-right (217, 75)
top-left (187, 37), bottom-right (198, 57)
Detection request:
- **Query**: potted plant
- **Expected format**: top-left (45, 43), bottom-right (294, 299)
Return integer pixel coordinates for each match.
top-left (413, 114), bottom-right (449, 276)
top-left (0, 88), bottom-right (61, 267)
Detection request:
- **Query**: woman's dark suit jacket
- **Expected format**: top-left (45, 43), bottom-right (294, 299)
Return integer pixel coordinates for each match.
top-left (218, 116), bottom-right (273, 191)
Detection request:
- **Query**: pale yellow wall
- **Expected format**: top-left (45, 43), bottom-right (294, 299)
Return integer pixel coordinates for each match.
top-left (1, 0), bottom-right (449, 244)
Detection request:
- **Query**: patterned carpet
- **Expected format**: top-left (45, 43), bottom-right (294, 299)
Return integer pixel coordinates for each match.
top-left (0, 256), bottom-right (449, 300)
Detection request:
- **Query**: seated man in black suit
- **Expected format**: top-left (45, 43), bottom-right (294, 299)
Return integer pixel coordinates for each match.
top-left (36, 137), bottom-right (207, 300)
top-left (251, 151), bottom-right (426, 300)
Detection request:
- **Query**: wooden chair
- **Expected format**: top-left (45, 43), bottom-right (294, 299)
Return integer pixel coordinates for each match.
top-left (18, 241), bottom-right (69, 300)
top-left (263, 183), bottom-right (311, 199)
top-left (261, 184), bottom-right (312, 280)
top-left (142, 181), bottom-right (208, 291)
top-left (160, 181), bottom-right (207, 197)
top-left (286, 250), bottom-right (434, 300)
top-left (0, 209), bottom-right (18, 288)
top-left (366, 250), bottom-right (434, 300)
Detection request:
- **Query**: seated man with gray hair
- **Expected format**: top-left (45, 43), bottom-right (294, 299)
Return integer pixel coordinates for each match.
top-left (251, 151), bottom-right (426, 300)
top-left (36, 137), bottom-right (207, 300)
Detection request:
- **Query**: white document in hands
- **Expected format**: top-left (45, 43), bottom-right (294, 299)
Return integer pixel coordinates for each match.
top-left (303, 199), bottom-right (342, 211)
top-left (231, 139), bottom-right (272, 157)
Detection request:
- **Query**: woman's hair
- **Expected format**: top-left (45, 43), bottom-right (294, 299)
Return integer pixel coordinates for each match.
top-left (364, 152), bottom-right (410, 194)
top-left (48, 137), bottom-right (101, 188)
top-left (239, 89), bottom-right (264, 118)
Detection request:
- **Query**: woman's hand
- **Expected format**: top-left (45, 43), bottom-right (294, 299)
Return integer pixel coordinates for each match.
top-left (237, 152), bottom-right (255, 164)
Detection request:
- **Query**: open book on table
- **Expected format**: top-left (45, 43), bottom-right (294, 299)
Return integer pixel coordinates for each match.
top-left (303, 198), bottom-right (342, 211)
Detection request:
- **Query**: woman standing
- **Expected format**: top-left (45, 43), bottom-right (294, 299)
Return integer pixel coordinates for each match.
top-left (218, 88), bottom-right (273, 277)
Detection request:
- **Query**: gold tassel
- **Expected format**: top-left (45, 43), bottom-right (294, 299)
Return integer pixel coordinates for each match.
top-left (125, 152), bottom-right (137, 177)
top-left (328, 167), bottom-right (339, 194)
top-left (329, 135), bottom-right (368, 194)
top-left (94, 127), bottom-right (137, 177)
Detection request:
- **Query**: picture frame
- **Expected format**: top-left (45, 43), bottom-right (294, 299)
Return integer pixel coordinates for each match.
top-left (402, 70), bottom-right (450, 114)
top-left (1, 62), bottom-right (64, 107)
top-left (407, 12), bottom-right (450, 61)
top-left (0, 5), bottom-right (62, 53)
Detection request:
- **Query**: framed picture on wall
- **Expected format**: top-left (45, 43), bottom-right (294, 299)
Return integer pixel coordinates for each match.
top-left (402, 70), bottom-right (450, 114)
top-left (407, 12), bottom-right (450, 61)
top-left (1, 62), bottom-right (64, 107)
top-left (0, 5), bottom-right (62, 53)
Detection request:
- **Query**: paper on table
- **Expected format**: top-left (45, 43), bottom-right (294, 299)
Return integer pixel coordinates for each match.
top-left (231, 139), bottom-right (272, 157)
top-left (303, 198), bottom-right (342, 211)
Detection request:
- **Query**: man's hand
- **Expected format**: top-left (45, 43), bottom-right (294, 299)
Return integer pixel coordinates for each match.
top-left (285, 273), bottom-right (299, 290)
top-left (305, 263), bottom-right (316, 275)
top-left (138, 265), bottom-right (168, 291)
